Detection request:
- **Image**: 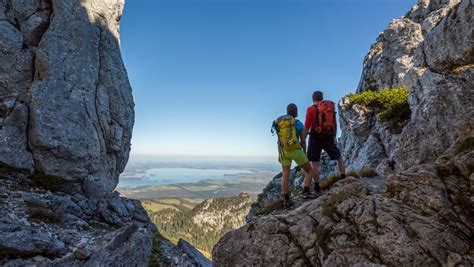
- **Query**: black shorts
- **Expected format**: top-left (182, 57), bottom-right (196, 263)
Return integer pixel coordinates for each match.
top-left (307, 135), bottom-right (341, 162)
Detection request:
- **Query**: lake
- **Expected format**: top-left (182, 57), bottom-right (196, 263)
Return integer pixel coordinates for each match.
top-left (117, 167), bottom-right (252, 188)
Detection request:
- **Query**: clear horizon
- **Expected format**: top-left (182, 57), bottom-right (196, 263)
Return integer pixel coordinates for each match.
top-left (121, 0), bottom-right (415, 158)
top-left (127, 153), bottom-right (278, 162)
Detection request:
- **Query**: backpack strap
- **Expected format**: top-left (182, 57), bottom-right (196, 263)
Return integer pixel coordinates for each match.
top-left (271, 120), bottom-right (277, 135)
top-left (315, 104), bottom-right (322, 134)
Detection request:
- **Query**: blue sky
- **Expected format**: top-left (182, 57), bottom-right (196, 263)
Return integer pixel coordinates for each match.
top-left (121, 0), bottom-right (414, 157)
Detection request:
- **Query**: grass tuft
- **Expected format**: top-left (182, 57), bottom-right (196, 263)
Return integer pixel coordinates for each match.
top-left (345, 88), bottom-right (410, 133)
top-left (346, 170), bottom-right (360, 179)
top-left (149, 232), bottom-right (166, 267)
top-left (319, 175), bottom-right (341, 190)
top-left (359, 167), bottom-right (378, 178)
top-left (321, 191), bottom-right (354, 217)
top-left (256, 199), bottom-right (284, 216)
top-left (454, 137), bottom-right (474, 155)
top-left (452, 64), bottom-right (474, 74)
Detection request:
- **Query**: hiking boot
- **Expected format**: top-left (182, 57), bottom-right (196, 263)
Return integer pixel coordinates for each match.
top-left (302, 190), bottom-right (318, 199)
top-left (283, 198), bottom-right (293, 209)
top-left (313, 183), bottom-right (322, 193)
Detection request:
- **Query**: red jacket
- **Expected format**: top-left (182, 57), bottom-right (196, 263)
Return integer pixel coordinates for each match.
top-left (304, 105), bottom-right (318, 131)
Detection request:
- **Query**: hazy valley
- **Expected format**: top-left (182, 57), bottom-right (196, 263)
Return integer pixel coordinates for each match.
top-left (116, 158), bottom-right (279, 259)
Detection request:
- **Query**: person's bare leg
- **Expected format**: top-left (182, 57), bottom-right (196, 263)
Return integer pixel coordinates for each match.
top-left (336, 157), bottom-right (346, 177)
top-left (311, 161), bottom-right (320, 183)
top-left (281, 165), bottom-right (291, 194)
top-left (300, 162), bottom-right (314, 188)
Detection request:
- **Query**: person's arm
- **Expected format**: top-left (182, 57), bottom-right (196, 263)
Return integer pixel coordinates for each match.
top-left (301, 128), bottom-right (308, 153)
top-left (302, 107), bottom-right (313, 153)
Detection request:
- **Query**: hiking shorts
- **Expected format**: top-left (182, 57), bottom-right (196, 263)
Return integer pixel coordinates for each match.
top-left (308, 135), bottom-right (341, 162)
top-left (279, 148), bottom-right (309, 167)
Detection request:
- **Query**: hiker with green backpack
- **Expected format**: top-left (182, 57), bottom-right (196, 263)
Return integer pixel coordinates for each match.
top-left (272, 104), bottom-right (317, 208)
top-left (302, 91), bottom-right (346, 193)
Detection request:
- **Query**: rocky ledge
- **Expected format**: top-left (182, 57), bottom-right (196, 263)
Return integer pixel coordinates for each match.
top-left (338, 0), bottom-right (473, 175)
top-left (0, 173), bottom-right (155, 266)
top-left (214, 136), bottom-right (474, 266)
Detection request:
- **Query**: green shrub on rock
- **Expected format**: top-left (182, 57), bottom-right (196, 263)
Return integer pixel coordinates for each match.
top-left (345, 88), bottom-right (411, 133)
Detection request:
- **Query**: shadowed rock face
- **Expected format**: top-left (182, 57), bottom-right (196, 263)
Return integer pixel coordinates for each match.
top-left (338, 0), bottom-right (473, 175)
top-left (214, 0), bottom-right (474, 265)
top-left (0, 0), bottom-right (134, 192)
top-left (0, 1), bottom-right (155, 266)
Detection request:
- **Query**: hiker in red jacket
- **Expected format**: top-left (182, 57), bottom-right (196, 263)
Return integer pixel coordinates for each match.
top-left (302, 90), bottom-right (346, 193)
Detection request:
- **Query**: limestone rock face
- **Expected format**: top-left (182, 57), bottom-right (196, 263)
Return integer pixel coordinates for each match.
top-left (192, 193), bottom-right (253, 233)
top-left (394, 0), bottom-right (474, 170)
top-left (0, 0), bottom-right (154, 266)
top-left (338, 0), bottom-right (473, 174)
top-left (0, 0), bottom-right (134, 192)
top-left (214, 139), bottom-right (474, 266)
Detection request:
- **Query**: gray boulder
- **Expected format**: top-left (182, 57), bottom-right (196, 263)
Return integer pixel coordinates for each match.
top-left (0, 229), bottom-right (66, 257)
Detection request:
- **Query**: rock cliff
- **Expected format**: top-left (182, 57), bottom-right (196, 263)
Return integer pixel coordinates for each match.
top-left (213, 0), bottom-right (474, 265)
top-left (339, 0), bottom-right (473, 175)
top-left (0, 0), bottom-right (133, 192)
top-left (0, 0), bottom-right (154, 266)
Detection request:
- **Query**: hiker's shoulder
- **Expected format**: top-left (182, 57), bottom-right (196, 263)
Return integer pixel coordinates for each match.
top-left (306, 105), bottom-right (316, 112)
top-left (276, 114), bottom-right (291, 121)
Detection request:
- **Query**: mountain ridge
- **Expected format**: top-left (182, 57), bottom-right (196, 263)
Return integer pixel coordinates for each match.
top-left (146, 193), bottom-right (253, 258)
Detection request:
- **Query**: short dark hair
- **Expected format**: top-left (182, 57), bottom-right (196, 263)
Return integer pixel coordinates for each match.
top-left (287, 103), bottom-right (298, 118)
top-left (312, 91), bottom-right (323, 101)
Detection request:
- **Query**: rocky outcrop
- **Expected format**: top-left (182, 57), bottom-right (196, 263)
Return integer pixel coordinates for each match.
top-left (214, 0), bottom-right (474, 265)
top-left (0, 0), bottom-right (133, 192)
top-left (154, 237), bottom-right (212, 267)
top-left (0, 173), bottom-right (154, 266)
top-left (192, 193), bottom-right (253, 233)
top-left (246, 169), bottom-right (304, 222)
top-left (338, 0), bottom-right (473, 175)
top-left (0, 0), bottom-right (153, 266)
top-left (214, 136), bottom-right (474, 266)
